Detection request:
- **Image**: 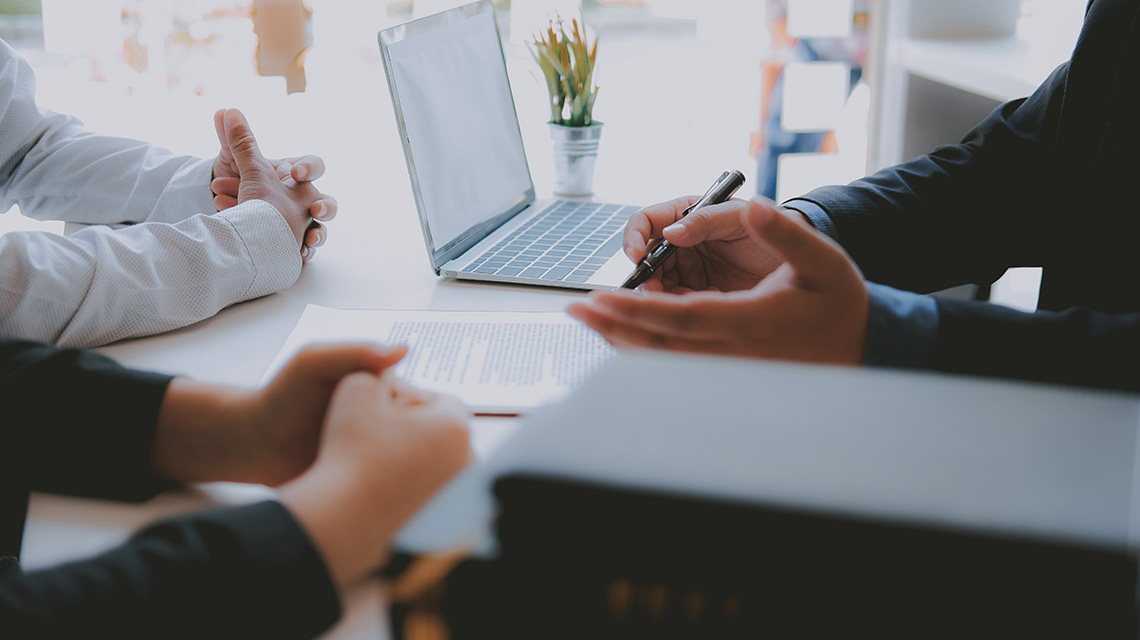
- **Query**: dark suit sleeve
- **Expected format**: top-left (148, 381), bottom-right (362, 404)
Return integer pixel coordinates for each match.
top-left (930, 297), bottom-right (1140, 392)
top-left (1, 500), bottom-right (341, 639)
top-left (784, 63), bottom-right (1069, 295)
top-left (1, 339), bottom-right (177, 501)
top-left (0, 341), bottom-right (343, 637)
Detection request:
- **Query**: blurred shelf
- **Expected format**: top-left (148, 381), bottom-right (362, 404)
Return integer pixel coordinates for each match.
top-left (895, 33), bottom-right (1074, 102)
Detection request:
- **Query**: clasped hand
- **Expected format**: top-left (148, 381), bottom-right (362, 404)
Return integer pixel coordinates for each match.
top-left (152, 343), bottom-right (471, 587)
top-left (568, 196), bottom-right (870, 365)
top-left (210, 108), bottom-right (338, 263)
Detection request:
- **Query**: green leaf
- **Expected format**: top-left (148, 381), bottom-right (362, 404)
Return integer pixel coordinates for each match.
top-left (531, 14), bottom-right (599, 126)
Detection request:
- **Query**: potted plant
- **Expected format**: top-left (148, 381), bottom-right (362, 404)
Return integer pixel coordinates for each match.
top-left (531, 16), bottom-right (602, 197)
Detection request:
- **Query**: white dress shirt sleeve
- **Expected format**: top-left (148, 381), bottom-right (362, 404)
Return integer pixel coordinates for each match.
top-left (0, 40), bottom-right (220, 226)
top-left (0, 39), bottom-right (303, 347)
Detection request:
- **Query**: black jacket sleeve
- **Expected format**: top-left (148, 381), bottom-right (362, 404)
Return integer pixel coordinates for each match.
top-left (933, 297), bottom-right (1140, 392)
top-left (1, 500), bottom-right (342, 640)
top-left (788, 0), bottom-right (1140, 305)
top-left (1, 339), bottom-right (177, 501)
top-left (784, 0), bottom-right (1140, 391)
top-left (0, 341), bottom-right (342, 638)
top-left (784, 61), bottom-right (1068, 295)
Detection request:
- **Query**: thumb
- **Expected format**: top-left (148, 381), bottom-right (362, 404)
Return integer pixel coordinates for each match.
top-left (662, 199), bottom-right (750, 246)
top-left (741, 197), bottom-right (854, 285)
top-left (213, 109), bottom-right (232, 165)
top-left (223, 108), bottom-right (272, 180)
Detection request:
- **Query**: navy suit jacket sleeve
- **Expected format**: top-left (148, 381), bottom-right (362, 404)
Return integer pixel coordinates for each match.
top-left (784, 61), bottom-right (1068, 295)
top-left (0, 340), bottom-right (341, 638)
top-left (784, 0), bottom-right (1140, 391)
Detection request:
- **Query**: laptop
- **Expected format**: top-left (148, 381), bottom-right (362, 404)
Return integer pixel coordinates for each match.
top-left (378, 0), bottom-right (640, 290)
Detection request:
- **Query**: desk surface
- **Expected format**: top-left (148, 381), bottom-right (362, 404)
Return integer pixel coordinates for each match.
top-left (8, 10), bottom-right (764, 640)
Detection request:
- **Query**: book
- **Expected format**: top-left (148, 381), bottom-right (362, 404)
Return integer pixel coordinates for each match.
top-left (263, 305), bottom-right (614, 415)
top-left (395, 351), bottom-right (1139, 555)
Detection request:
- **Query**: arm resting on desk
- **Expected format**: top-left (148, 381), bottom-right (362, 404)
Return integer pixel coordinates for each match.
top-left (1, 340), bottom-right (177, 502)
top-left (1, 501), bottom-right (341, 639)
top-left (0, 341), bottom-right (343, 637)
top-left (858, 286), bottom-right (1140, 391)
top-left (0, 200), bottom-right (301, 348)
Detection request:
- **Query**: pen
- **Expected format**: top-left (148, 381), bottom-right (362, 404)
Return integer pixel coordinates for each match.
top-left (619, 169), bottom-right (746, 290)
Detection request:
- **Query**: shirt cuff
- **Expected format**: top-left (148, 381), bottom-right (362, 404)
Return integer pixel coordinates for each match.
top-left (217, 200), bottom-right (303, 301)
top-left (782, 198), bottom-right (838, 241)
top-left (864, 283), bottom-right (939, 370)
top-left (148, 157), bottom-right (218, 224)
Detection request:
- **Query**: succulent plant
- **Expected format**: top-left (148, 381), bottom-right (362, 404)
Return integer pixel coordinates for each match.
top-left (530, 16), bottom-right (599, 127)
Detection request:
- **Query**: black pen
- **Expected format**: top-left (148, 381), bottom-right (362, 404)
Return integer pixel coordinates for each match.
top-left (619, 169), bottom-right (746, 290)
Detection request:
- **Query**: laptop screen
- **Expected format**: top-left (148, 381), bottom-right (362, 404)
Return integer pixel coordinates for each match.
top-left (381, 2), bottom-right (533, 265)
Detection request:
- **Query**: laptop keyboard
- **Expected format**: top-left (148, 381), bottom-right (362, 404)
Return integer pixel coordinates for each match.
top-left (463, 201), bottom-right (636, 283)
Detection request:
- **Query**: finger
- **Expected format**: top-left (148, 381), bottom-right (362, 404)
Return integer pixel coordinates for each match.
top-left (585, 289), bottom-right (742, 340)
top-left (212, 109), bottom-right (237, 182)
top-left (311, 195), bottom-right (338, 222)
top-left (622, 195), bottom-right (701, 262)
top-left (223, 108), bottom-right (273, 180)
top-left (390, 378), bottom-right (434, 406)
top-left (211, 176), bottom-right (240, 197)
top-left (421, 392), bottom-right (473, 426)
top-left (286, 155), bottom-right (325, 182)
top-left (304, 223), bottom-right (326, 248)
top-left (655, 281), bottom-right (701, 294)
top-left (567, 303), bottom-right (733, 354)
top-left (741, 198), bottom-right (852, 286)
top-left (286, 342), bottom-right (409, 385)
top-left (213, 109), bottom-right (231, 164)
top-left (331, 370), bottom-right (397, 414)
top-left (213, 193), bottom-right (238, 210)
top-left (275, 161), bottom-right (294, 181)
top-left (640, 278), bottom-right (665, 293)
top-left (301, 245), bottom-right (314, 263)
top-left (662, 198), bottom-right (752, 246)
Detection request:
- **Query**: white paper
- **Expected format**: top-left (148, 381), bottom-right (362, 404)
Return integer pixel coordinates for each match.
top-left (263, 306), bottom-right (614, 414)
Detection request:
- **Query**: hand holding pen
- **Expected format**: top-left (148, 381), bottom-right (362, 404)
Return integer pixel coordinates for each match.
top-left (619, 170), bottom-right (746, 289)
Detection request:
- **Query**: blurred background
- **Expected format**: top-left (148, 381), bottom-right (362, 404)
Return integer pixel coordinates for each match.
top-left (0, 0), bottom-right (1089, 309)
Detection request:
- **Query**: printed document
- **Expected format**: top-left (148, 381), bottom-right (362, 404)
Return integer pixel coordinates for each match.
top-left (264, 305), bottom-right (614, 414)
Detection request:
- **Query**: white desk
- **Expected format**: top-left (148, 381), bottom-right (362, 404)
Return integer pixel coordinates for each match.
top-left (11, 12), bottom-right (764, 639)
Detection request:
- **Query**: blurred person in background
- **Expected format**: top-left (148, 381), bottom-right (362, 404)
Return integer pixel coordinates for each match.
top-left (752, 0), bottom-right (869, 200)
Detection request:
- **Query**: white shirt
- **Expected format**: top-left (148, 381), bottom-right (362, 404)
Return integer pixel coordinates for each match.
top-left (0, 40), bottom-right (301, 348)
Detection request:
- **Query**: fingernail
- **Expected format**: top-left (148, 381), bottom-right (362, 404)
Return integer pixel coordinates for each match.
top-left (664, 222), bottom-right (688, 239)
top-left (294, 165), bottom-right (309, 181)
top-left (312, 202), bottom-right (326, 219)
